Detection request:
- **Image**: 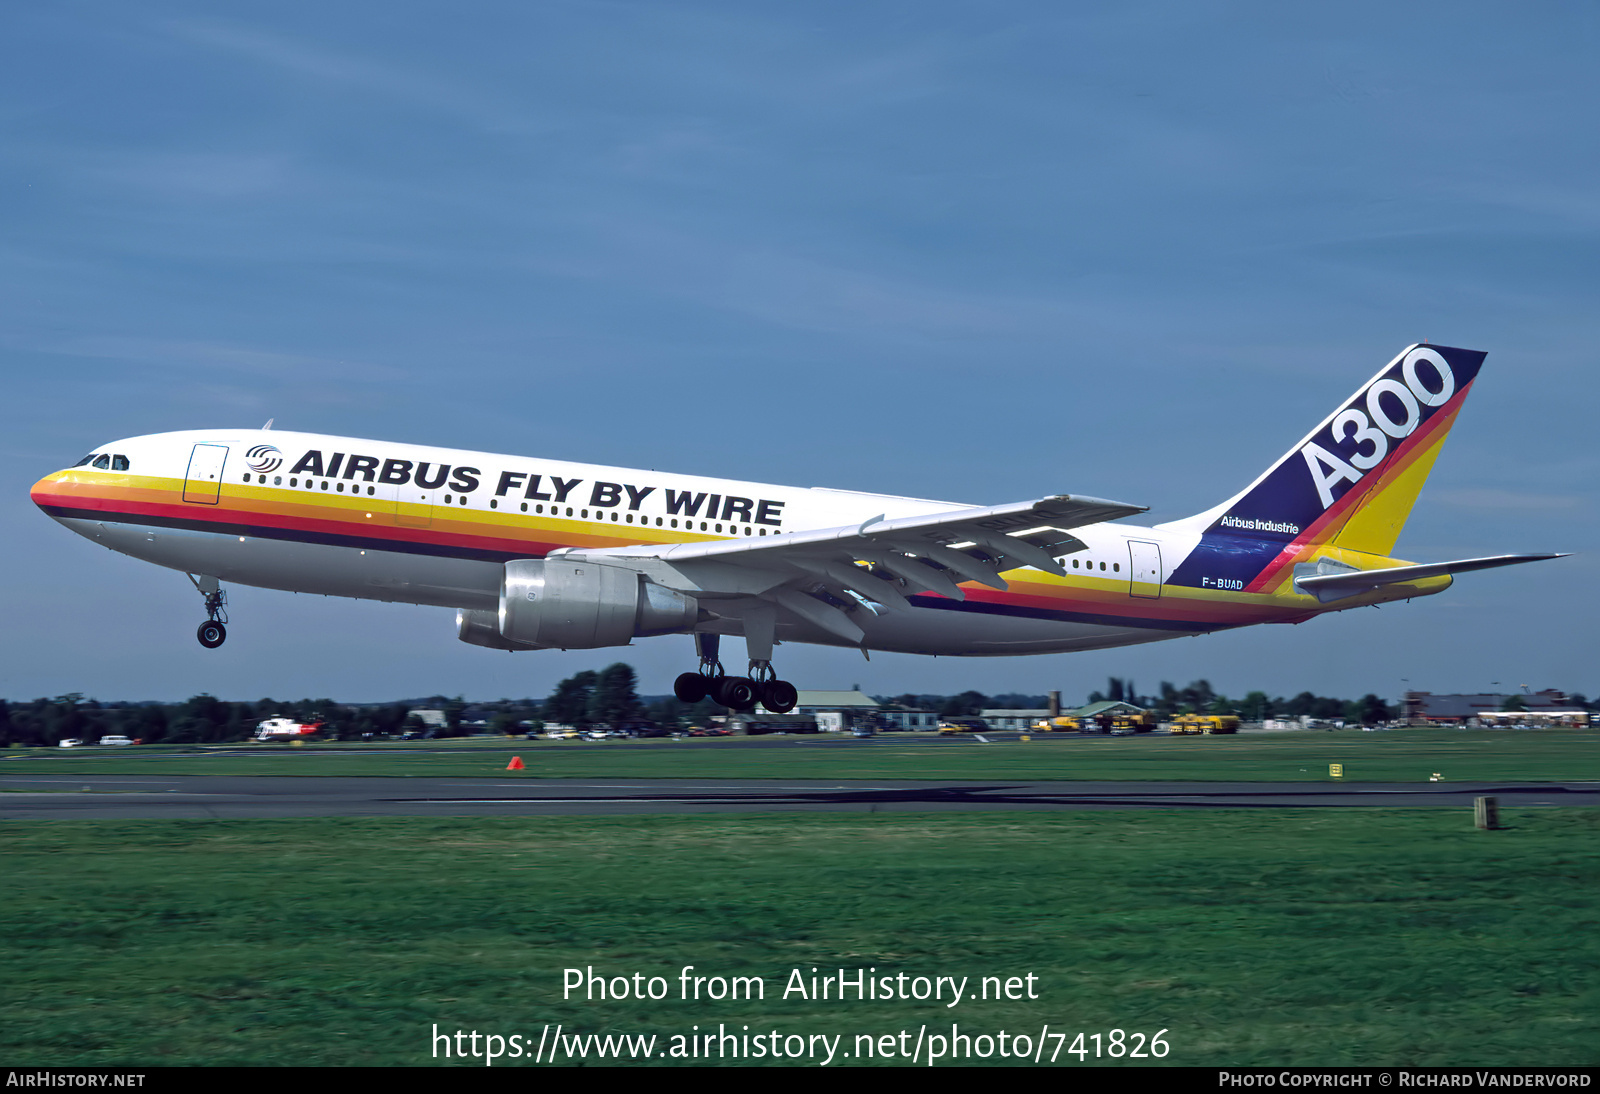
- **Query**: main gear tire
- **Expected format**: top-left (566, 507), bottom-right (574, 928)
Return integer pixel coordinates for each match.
top-left (674, 672), bottom-right (710, 703)
top-left (713, 676), bottom-right (756, 712)
top-left (759, 679), bottom-right (798, 714)
top-left (197, 621), bottom-right (227, 649)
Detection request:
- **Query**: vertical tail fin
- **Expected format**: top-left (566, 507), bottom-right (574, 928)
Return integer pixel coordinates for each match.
top-left (1160, 344), bottom-right (1486, 557)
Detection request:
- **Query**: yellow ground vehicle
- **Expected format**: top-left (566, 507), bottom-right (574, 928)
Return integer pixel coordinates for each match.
top-left (1109, 712), bottom-right (1159, 734)
top-left (939, 718), bottom-right (991, 735)
top-left (1031, 716), bottom-right (1082, 732)
top-left (1169, 714), bottom-right (1241, 735)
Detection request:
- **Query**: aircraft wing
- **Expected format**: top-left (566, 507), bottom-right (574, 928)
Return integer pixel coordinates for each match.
top-left (553, 494), bottom-right (1147, 643)
top-left (1294, 553), bottom-right (1566, 604)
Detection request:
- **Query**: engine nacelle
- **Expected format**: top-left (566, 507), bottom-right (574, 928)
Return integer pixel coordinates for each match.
top-left (498, 559), bottom-right (699, 649)
top-left (457, 609), bottom-right (545, 651)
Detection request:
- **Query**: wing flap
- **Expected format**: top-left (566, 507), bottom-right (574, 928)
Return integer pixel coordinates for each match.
top-left (556, 492), bottom-right (1146, 640)
top-left (565, 493), bottom-right (1143, 567)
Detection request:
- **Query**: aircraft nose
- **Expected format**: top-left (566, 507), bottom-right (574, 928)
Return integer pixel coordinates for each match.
top-left (31, 472), bottom-right (63, 512)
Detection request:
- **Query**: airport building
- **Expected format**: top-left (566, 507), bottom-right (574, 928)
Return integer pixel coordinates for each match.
top-left (794, 690), bottom-right (879, 732)
top-left (1064, 700), bottom-right (1147, 720)
top-left (873, 705), bottom-right (940, 731)
top-left (792, 691), bottom-right (939, 731)
top-left (1403, 690), bottom-right (1589, 726)
top-left (724, 711), bottom-right (821, 735)
top-left (979, 709), bottom-right (1053, 731)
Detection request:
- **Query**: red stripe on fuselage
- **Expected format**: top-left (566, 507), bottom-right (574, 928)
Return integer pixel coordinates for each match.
top-left (972, 579), bottom-right (1299, 628)
top-left (33, 482), bottom-right (669, 559)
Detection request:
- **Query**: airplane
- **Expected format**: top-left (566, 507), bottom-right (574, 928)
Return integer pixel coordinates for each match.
top-left (31, 343), bottom-right (1561, 715)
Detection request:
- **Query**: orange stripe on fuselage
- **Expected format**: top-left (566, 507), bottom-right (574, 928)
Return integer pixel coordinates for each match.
top-left (32, 472), bottom-right (712, 559)
top-left (992, 572), bottom-right (1312, 628)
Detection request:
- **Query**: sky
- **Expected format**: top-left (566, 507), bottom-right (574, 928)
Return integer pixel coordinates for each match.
top-left (2, 2), bottom-right (1596, 706)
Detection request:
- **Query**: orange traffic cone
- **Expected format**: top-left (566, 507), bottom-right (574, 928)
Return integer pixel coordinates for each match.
top-left (507, 756), bottom-right (525, 771)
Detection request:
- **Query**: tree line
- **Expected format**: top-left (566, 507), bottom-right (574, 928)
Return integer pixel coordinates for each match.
top-left (888, 680), bottom-right (1395, 722)
top-left (1086, 678), bottom-right (1397, 724)
top-left (0, 663), bottom-right (701, 746)
top-left (0, 693), bottom-right (419, 748)
top-left (3, 671), bottom-right (1591, 746)
top-left (882, 677), bottom-right (1598, 725)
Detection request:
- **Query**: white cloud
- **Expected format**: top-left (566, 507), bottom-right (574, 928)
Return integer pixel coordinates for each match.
top-left (38, 335), bottom-right (407, 385)
top-left (1428, 488), bottom-right (1586, 512)
top-left (95, 150), bottom-right (297, 200)
top-left (165, 19), bottom-right (535, 134)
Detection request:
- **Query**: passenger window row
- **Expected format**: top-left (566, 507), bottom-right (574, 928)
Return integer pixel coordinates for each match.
top-left (506, 501), bottom-right (763, 536)
top-left (240, 473), bottom-right (378, 495)
top-left (232, 473), bottom-right (770, 537)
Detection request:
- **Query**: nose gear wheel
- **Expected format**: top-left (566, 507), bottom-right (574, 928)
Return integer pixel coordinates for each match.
top-left (188, 575), bottom-right (230, 649)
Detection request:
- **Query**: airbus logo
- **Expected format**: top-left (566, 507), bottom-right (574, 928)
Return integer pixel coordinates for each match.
top-left (245, 444), bottom-right (283, 474)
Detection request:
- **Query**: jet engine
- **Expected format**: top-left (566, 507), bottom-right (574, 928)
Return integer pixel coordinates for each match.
top-left (457, 608), bottom-right (543, 651)
top-left (494, 558), bottom-right (699, 649)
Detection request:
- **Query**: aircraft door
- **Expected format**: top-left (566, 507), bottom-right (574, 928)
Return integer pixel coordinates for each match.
top-left (183, 444), bottom-right (229, 504)
top-left (1128, 540), bottom-right (1162, 599)
top-left (395, 485), bottom-right (434, 528)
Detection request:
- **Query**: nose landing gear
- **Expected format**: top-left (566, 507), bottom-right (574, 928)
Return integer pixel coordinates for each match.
top-left (189, 574), bottom-right (229, 649)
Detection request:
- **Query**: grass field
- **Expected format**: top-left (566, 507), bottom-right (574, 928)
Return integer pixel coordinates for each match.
top-left (3, 727), bottom-right (1597, 783)
top-left (3, 809), bottom-right (1597, 1067)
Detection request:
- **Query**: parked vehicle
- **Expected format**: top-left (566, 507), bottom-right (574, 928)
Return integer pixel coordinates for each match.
top-left (938, 718), bottom-right (991, 735)
top-left (1169, 714), bottom-right (1241, 735)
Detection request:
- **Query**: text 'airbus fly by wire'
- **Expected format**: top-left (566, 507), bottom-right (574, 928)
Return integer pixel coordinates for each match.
top-left (32, 344), bottom-right (1561, 714)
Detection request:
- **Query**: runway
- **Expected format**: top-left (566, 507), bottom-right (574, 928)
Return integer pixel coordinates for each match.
top-left (2, 774), bottom-right (1594, 818)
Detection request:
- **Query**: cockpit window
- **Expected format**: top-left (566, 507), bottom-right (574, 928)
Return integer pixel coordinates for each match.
top-left (73, 454), bottom-right (96, 467)
top-left (111, 455), bottom-right (129, 471)
top-left (92, 455), bottom-right (110, 470)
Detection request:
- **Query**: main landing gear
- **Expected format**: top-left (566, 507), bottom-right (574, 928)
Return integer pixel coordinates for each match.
top-left (673, 634), bottom-right (798, 714)
top-left (189, 574), bottom-right (228, 649)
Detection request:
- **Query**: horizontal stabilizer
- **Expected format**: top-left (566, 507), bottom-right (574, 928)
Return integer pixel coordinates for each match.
top-left (1294, 553), bottom-right (1566, 603)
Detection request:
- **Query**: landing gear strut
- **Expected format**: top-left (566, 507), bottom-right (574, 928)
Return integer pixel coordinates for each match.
top-left (673, 633), bottom-right (729, 704)
top-left (747, 660), bottom-right (798, 714)
top-left (673, 629), bottom-right (798, 714)
top-left (189, 574), bottom-right (228, 649)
